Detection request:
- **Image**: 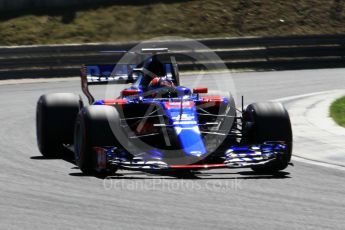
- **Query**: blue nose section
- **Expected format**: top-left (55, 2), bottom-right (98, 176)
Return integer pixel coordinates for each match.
top-left (163, 101), bottom-right (207, 157)
top-left (174, 124), bottom-right (206, 157)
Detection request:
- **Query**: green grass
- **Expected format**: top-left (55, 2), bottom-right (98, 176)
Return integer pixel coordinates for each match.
top-left (1, 0), bottom-right (345, 45)
top-left (330, 96), bottom-right (345, 128)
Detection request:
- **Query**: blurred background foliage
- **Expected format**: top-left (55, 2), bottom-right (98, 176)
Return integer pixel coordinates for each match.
top-left (0, 0), bottom-right (345, 45)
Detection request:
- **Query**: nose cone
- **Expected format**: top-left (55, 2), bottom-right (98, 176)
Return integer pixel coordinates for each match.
top-left (174, 125), bottom-right (207, 157)
top-left (163, 99), bottom-right (207, 158)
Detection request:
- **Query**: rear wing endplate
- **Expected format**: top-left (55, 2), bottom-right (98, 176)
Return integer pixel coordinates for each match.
top-left (80, 64), bottom-right (137, 104)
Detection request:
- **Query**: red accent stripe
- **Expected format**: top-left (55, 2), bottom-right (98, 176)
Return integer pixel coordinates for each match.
top-left (164, 101), bottom-right (195, 109)
top-left (200, 96), bottom-right (223, 106)
top-left (201, 96), bottom-right (223, 102)
top-left (104, 99), bottom-right (128, 105)
top-left (170, 163), bottom-right (226, 169)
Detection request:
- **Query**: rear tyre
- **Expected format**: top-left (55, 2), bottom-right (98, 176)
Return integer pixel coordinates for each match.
top-left (74, 105), bottom-right (121, 174)
top-left (244, 102), bottom-right (293, 173)
top-left (36, 93), bottom-right (82, 158)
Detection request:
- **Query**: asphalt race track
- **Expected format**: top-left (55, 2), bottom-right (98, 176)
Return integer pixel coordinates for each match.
top-left (0, 68), bottom-right (345, 229)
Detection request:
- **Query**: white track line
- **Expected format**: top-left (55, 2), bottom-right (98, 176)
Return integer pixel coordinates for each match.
top-left (0, 77), bottom-right (79, 86)
top-left (274, 89), bottom-right (345, 171)
top-left (291, 156), bottom-right (345, 171)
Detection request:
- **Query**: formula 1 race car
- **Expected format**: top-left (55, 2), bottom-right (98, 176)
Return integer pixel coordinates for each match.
top-left (36, 48), bottom-right (293, 175)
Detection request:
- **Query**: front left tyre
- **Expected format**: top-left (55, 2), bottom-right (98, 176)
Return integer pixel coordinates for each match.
top-left (74, 105), bottom-right (121, 174)
top-left (243, 102), bottom-right (293, 173)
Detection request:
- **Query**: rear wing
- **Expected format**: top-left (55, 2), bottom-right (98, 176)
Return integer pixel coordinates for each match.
top-left (83, 64), bottom-right (137, 85)
top-left (80, 64), bottom-right (138, 104)
top-left (80, 50), bottom-right (180, 104)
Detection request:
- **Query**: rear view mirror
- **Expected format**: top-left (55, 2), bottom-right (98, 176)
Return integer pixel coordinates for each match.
top-left (193, 87), bottom-right (208, 94)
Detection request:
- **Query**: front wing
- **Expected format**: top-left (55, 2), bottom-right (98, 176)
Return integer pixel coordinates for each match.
top-left (93, 142), bottom-right (287, 172)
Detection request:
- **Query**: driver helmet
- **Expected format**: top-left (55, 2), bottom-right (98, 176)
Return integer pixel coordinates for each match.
top-left (149, 77), bottom-right (175, 89)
